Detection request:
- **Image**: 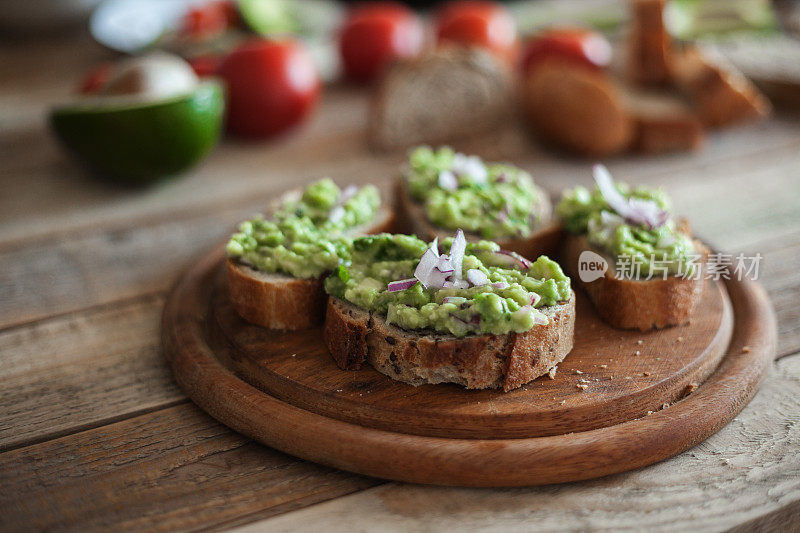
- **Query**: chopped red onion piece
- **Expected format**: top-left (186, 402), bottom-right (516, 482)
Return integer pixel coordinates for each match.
top-left (442, 280), bottom-right (454, 288)
top-left (438, 170), bottom-right (458, 191)
top-left (529, 292), bottom-right (541, 306)
top-left (470, 314), bottom-right (481, 325)
top-left (491, 282), bottom-right (509, 290)
top-left (387, 278), bottom-right (418, 292)
top-left (452, 153), bottom-right (488, 183)
top-left (339, 184), bottom-right (359, 203)
top-left (441, 296), bottom-right (463, 304)
top-left (593, 164), bottom-right (667, 229)
top-left (495, 249), bottom-right (532, 270)
top-left (414, 245), bottom-right (440, 288)
top-left (428, 268), bottom-right (450, 289)
top-left (328, 205), bottom-right (345, 223)
top-left (452, 278), bottom-right (470, 289)
top-left (437, 254), bottom-right (454, 273)
top-left (466, 268), bottom-right (489, 287)
top-left (449, 229), bottom-right (466, 280)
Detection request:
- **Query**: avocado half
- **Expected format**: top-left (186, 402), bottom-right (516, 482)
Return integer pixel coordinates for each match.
top-left (50, 81), bottom-right (224, 185)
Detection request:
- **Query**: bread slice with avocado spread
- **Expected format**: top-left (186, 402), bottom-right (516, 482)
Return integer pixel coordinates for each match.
top-left (557, 165), bottom-right (706, 330)
top-left (225, 179), bottom-right (394, 330)
top-left (323, 231), bottom-right (575, 391)
top-left (395, 146), bottom-right (562, 262)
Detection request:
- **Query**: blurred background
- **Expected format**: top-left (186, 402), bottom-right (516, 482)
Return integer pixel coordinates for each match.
top-left (2, 0), bottom-right (800, 235)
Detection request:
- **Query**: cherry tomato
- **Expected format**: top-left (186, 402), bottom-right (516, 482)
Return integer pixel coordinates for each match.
top-left (77, 63), bottom-right (113, 95)
top-left (189, 54), bottom-right (223, 77)
top-left (216, 38), bottom-right (321, 139)
top-left (339, 2), bottom-right (424, 83)
top-left (435, 1), bottom-right (517, 60)
top-left (181, 1), bottom-right (237, 40)
top-left (520, 28), bottom-right (612, 75)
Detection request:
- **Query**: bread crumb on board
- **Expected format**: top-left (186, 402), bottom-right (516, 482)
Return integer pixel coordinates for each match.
top-left (548, 366), bottom-right (558, 379)
top-left (742, 345), bottom-right (752, 353)
top-left (637, 339), bottom-right (643, 345)
top-left (576, 383), bottom-right (589, 391)
top-left (573, 369), bottom-right (584, 375)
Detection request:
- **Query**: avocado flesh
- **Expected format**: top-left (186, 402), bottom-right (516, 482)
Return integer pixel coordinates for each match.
top-left (50, 81), bottom-right (224, 185)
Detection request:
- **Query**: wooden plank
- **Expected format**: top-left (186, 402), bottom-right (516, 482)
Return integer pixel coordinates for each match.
top-left (0, 296), bottom-right (182, 450)
top-left (1, 31), bottom-right (798, 247)
top-left (227, 353), bottom-right (800, 533)
top-left (3, 132), bottom-right (800, 331)
top-left (0, 403), bottom-right (379, 533)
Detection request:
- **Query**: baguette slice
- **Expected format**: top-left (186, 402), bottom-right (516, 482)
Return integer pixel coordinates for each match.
top-left (672, 46), bottom-right (771, 128)
top-left (227, 198), bottom-right (395, 331)
top-left (395, 177), bottom-right (562, 260)
top-left (522, 61), bottom-right (634, 157)
top-left (368, 47), bottom-right (512, 150)
top-left (562, 234), bottom-right (706, 331)
top-left (627, 0), bottom-right (674, 87)
top-left (324, 295), bottom-right (575, 392)
top-left (620, 88), bottom-right (705, 154)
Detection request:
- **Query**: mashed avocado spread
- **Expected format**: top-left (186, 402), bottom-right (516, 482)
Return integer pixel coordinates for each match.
top-left (324, 233), bottom-right (571, 337)
top-left (406, 146), bottom-right (543, 239)
top-left (557, 178), bottom-right (696, 276)
top-left (225, 179), bottom-right (380, 279)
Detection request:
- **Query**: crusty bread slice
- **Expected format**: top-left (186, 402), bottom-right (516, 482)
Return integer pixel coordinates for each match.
top-left (627, 0), bottom-right (674, 87)
top-left (368, 46), bottom-right (512, 150)
top-left (562, 234), bottom-right (706, 331)
top-left (394, 177), bottom-right (562, 260)
top-left (620, 88), bottom-right (705, 154)
top-left (227, 199), bottom-right (395, 331)
top-left (522, 61), bottom-right (634, 157)
top-left (324, 295), bottom-right (575, 392)
top-left (671, 46), bottom-right (771, 128)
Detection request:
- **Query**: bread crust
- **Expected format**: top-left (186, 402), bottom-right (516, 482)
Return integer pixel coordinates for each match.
top-left (522, 61), bottom-right (634, 157)
top-left (226, 197), bottom-right (395, 330)
top-left (368, 47), bottom-right (512, 150)
top-left (227, 261), bottom-right (327, 330)
top-left (323, 295), bottom-right (575, 392)
top-left (561, 234), bottom-right (706, 330)
top-left (627, 0), bottom-right (674, 87)
top-left (394, 177), bottom-right (563, 260)
top-left (671, 46), bottom-right (771, 128)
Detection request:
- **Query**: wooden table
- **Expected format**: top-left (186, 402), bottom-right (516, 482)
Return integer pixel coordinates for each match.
top-left (1, 35), bottom-right (799, 532)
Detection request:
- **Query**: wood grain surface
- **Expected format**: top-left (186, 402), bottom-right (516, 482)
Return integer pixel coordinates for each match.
top-left (160, 243), bottom-right (773, 486)
top-left (209, 256), bottom-right (732, 439)
top-left (1, 34), bottom-right (799, 531)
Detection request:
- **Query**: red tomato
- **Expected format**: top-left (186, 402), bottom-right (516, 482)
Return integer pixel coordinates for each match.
top-left (435, 1), bottom-right (517, 60)
top-left (189, 54), bottom-right (223, 77)
top-left (216, 39), bottom-right (321, 139)
top-left (520, 28), bottom-right (612, 75)
top-left (181, 1), bottom-right (236, 39)
top-left (339, 2), bottom-right (424, 83)
top-left (77, 63), bottom-right (113, 94)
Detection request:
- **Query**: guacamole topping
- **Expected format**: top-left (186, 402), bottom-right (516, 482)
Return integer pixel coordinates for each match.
top-left (225, 179), bottom-right (380, 279)
top-left (405, 146), bottom-right (543, 239)
top-left (324, 231), bottom-right (572, 337)
top-left (556, 165), bottom-right (696, 276)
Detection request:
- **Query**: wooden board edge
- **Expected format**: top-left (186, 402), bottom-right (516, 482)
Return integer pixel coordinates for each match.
top-left (161, 246), bottom-right (777, 487)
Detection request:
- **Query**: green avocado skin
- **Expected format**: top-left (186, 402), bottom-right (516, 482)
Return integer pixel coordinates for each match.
top-left (49, 82), bottom-right (224, 185)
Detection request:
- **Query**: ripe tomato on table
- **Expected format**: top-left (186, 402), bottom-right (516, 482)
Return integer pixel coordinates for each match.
top-left (520, 28), bottom-right (612, 75)
top-left (339, 2), bottom-right (424, 83)
top-left (434, 1), bottom-right (517, 61)
top-left (216, 38), bottom-right (321, 139)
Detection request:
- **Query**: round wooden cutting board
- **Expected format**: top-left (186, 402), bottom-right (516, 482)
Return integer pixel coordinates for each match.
top-left (162, 247), bottom-right (776, 487)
